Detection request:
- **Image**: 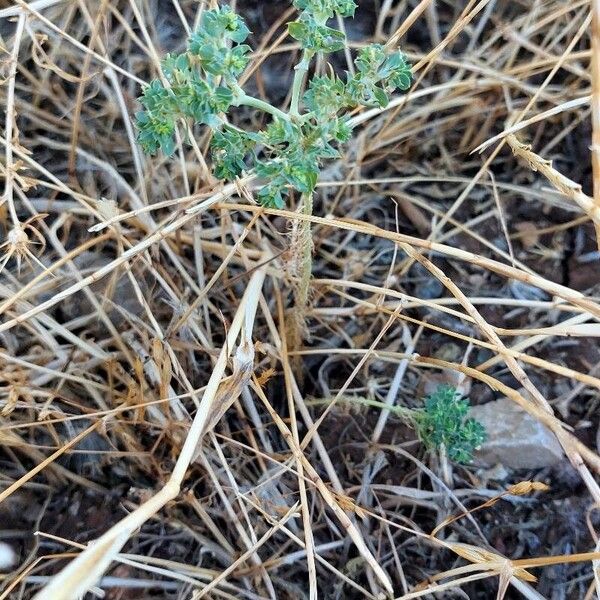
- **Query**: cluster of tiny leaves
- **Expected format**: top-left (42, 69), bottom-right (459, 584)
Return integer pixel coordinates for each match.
top-left (136, 2), bottom-right (412, 208)
top-left (136, 6), bottom-right (250, 155)
top-left (287, 0), bottom-right (354, 53)
top-left (413, 385), bottom-right (486, 464)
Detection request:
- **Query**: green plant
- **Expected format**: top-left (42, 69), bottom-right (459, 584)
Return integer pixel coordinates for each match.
top-left (314, 384), bottom-right (486, 464)
top-left (136, 2), bottom-right (411, 205)
top-left (135, 1), bottom-right (412, 345)
top-left (413, 385), bottom-right (487, 463)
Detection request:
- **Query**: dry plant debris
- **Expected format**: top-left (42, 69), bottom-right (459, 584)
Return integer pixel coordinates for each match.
top-left (1, 1), bottom-right (600, 599)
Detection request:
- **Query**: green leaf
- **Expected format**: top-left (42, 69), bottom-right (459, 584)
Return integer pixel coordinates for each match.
top-left (189, 9), bottom-right (251, 79)
top-left (285, 163), bottom-right (317, 193)
top-left (263, 118), bottom-right (302, 147)
top-left (196, 45), bottom-right (223, 75)
top-left (136, 113), bottom-right (176, 156)
top-left (372, 86), bottom-right (388, 107)
top-left (303, 74), bottom-right (349, 117)
top-left (288, 20), bottom-right (308, 42)
top-left (226, 44), bottom-right (251, 76)
top-left (318, 25), bottom-right (346, 52)
top-left (378, 50), bottom-right (403, 76)
top-left (293, 0), bottom-right (357, 20)
top-left (201, 6), bottom-right (250, 43)
top-left (136, 81), bottom-right (179, 155)
top-left (288, 15), bottom-right (346, 53)
top-left (335, 0), bottom-right (357, 17)
top-left (212, 86), bottom-right (234, 112)
top-left (355, 44), bottom-right (386, 74)
top-left (210, 127), bottom-right (257, 180)
top-left (160, 135), bottom-right (176, 156)
top-left (332, 118), bottom-right (353, 142)
top-left (304, 168), bottom-right (318, 191)
top-left (162, 53), bottom-right (190, 84)
top-left (381, 51), bottom-right (413, 91)
top-left (346, 44), bottom-right (412, 106)
top-left (257, 181), bottom-right (286, 209)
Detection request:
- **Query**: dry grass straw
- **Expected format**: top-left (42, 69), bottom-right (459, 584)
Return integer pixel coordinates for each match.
top-left (1, 1), bottom-right (600, 599)
top-left (32, 263), bottom-right (267, 600)
top-left (507, 134), bottom-right (600, 235)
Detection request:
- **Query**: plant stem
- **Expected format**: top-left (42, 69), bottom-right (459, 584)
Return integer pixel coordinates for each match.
top-left (308, 395), bottom-right (415, 419)
top-left (287, 193), bottom-right (313, 356)
top-left (297, 191), bottom-right (314, 312)
top-left (290, 51), bottom-right (312, 117)
top-left (233, 90), bottom-right (291, 122)
top-left (289, 192), bottom-right (314, 356)
top-left (286, 49), bottom-right (314, 353)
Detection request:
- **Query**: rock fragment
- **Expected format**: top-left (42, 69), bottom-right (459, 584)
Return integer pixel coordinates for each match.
top-left (470, 397), bottom-right (564, 469)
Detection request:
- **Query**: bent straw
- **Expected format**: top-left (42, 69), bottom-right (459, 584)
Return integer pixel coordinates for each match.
top-left (33, 261), bottom-right (268, 600)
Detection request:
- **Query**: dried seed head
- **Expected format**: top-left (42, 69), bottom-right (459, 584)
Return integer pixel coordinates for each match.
top-left (7, 225), bottom-right (28, 246)
top-left (507, 480), bottom-right (550, 496)
top-left (0, 219), bottom-right (48, 276)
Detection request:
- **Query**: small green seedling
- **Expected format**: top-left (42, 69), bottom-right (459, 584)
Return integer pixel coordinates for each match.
top-left (413, 385), bottom-right (487, 464)
top-left (135, 1), bottom-right (412, 208)
top-left (316, 384), bottom-right (486, 464)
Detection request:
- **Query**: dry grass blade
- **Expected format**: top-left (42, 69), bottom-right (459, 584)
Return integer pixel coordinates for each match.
top-left (507, 134), bottom-right (600, 239)
top-left (2, 1), bottom-right (600, 599)
top-left (472, 96), bottom-right (592, 154)
top-left (222, 202), bottom-right (600, 317)
top-left (592, 0), bottom-right (600, 243)
top-left (32, 264), bottom-right (267, 600)
top-left (251, 379), bottom-right (395, 596)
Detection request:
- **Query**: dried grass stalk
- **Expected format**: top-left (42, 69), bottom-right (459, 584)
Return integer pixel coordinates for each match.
top-left (506, 134), bottom-right (600, 244)
top-left (32, 263), bottom-right (268, 600)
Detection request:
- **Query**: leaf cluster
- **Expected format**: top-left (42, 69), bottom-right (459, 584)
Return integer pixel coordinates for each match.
top-left (258, 117), bottom-right (350, 207)
top-left (136, 3), bottom-right (413, 207)
top-left (302, 46), bottom-right (412, 115)
top-left (413, 385), bottom-right (486, 464)
top-left (188, 6), bottom-right (251, 78)
top-left (211, 127), bottom-right (259, 181)
top-left (347, 44), bottom-right (412, 107)
top-left (288, 0), bottom-right (357, 53)
top-left (288, 15), bottom-right (347, 54)
top-left (294, 0), bottom-right (357, 20)
top-left (136, 6), bottom-right (250, 155)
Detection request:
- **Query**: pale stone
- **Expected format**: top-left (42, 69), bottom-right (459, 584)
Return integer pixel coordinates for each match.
top-left (470, 397), bottom-right (564, 469)
top-left (0, 542), bottom-right (16, 571)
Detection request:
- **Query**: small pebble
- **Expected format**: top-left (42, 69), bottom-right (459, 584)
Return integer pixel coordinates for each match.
top-left (470, 396), bottom-right (563, 469)
top-left (0, 542), bottom-right (16, 571)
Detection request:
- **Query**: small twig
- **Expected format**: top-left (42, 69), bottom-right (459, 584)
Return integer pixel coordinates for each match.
top-left (2, 13), bottom-right (26, 229)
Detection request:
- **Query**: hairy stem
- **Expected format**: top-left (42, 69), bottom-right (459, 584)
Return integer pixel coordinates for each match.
top-left (308, 395), bottom-right (415, 419)
top-left (297, 191), bottom-right (314, 312)
top-left (288, 192), bottom-right (314, 359)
